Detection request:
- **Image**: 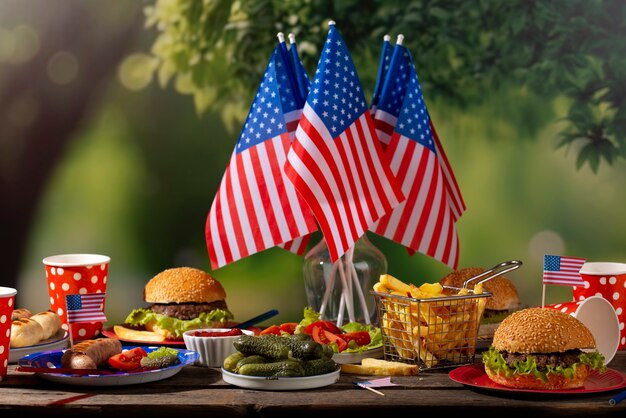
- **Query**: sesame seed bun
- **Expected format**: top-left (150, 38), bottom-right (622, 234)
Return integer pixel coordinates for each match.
top-left (144, 267), bottom-right (226, 304)
top-left (439, 267), bottom-right (520, 311)
top-left (493, 307), bottom-right (596, 353)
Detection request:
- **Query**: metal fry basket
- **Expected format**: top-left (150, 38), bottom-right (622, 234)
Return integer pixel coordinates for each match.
top-left (372, 260), bottom-right (522, 370)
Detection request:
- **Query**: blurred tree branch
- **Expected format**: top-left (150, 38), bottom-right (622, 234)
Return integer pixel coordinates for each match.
top-left (141, 0), bottom-right (625, 172)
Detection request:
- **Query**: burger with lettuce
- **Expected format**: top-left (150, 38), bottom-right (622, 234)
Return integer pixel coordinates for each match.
top-left (482, 307), bottom-right (606, 390)
top-left (124, 267), bottom-right (233, 339)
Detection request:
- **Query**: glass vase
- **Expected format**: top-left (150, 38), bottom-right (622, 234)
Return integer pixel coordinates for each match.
top-left (302, 234), bottom-right (387, 326)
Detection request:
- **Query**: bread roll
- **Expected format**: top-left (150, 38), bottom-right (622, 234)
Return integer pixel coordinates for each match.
top-left (11, 308), bottom-right (33, 321)
top-left (30, 311), bottom-right (62, 340)
top-left (10, 318), bottom-right (45, 348)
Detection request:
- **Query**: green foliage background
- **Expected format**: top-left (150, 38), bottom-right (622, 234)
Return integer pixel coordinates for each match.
top-left (11, 0), bottom-right (626, 327)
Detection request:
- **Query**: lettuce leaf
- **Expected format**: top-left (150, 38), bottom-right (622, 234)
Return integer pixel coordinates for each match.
top-left (124, 307), bottom-right (233, 339)
top-left (481, 346), bottom-right (607, 381)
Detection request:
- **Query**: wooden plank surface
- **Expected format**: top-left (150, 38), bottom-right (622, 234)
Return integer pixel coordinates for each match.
top-left (1, 351), bottom-right (624, 417)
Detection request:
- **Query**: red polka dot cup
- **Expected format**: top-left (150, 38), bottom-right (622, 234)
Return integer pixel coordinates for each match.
top-left (544, 296), bottom-right (619, 364)
top-left (0, 287), bottom-right (17, 382)
top-left (43, 254), bottom-right (109, 341)
top-left (574, 262), bottom-right (626, 351)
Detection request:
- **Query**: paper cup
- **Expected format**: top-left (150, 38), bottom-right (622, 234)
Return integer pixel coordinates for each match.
top-left (43, 254), bottom-right (110, 341)
top-left (0, 287), bottom-right (17, 382)
top-left (545, 296), bottom-right (619, 364)
top-left (574, 262), bottom-right (626, 350)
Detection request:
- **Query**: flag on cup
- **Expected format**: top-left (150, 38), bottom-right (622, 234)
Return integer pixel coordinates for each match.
top-left (205, 39), bottom-right (318, 269)
top-left (65, 293), bottom-right (107, 323)
top-left (284, 21), bottom-right (405, 262)
top-left (369, 40), bottom-right (465, 269)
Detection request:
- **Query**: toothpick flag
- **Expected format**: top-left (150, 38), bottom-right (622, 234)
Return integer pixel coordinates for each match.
top-left (369, 40), bottom-right (465, 269)
top-left (543, 255), bottom-right (586, 286)
top-left (65, 293), bottom-right (107, 323)
top-left (370, 34), bottom-right (393, 115)
top-left (284, 21), bottom-right (405, 262)
top-left (205, 40), bottom-right (318, 269)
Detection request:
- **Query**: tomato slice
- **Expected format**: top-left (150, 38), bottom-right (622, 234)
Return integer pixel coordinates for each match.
top-left (259, 325), bottom-right (281, 335)
top-left (339, 331), bottom-right (371, 347)
top-left (108, 347), bottom-right (148, 371)
top-left (303, 320), bottom-right (341, 335)
top-left (279, 322), bottom-right (298, 335)
top-left (311, 325), bottom-right (331, 344)
top-left (322, 329), bottom-right (348, 352)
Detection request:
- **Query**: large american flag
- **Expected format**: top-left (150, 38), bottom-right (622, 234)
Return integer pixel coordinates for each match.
top-left (206, 43), bottom-right (318, 269)
top-left (284, 23), bottom-right (405, 262)
top-left (370, 44), bottom-right (465, 269)
top-left (65, 293), bottom-right (107, 323)
top-left (543, 255), bottom-right (586, 286)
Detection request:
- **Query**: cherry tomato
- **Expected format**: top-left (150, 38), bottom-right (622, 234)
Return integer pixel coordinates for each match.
top-left (339, 331), bottom-right (371, 347)
top-left (259, 325), bottom-right (281, 335)
top-left (108, 347), bottom-right (148, 371)
top-left (303, 320), bottom-right (341, 335)
top-left (279, 322), bottom-right (298, 335)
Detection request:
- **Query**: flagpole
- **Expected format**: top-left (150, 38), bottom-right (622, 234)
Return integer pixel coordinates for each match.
top-left (337, 257), bottom-right (356, 323)
top-left (542, 284), bottom-right (546, 308)
top-left (346, 244), bottom-right (372, 324)
top-left (68, 323), bottom-right (74, 348)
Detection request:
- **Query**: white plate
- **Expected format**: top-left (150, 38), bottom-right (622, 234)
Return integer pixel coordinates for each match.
top-left (9, 329), bottom-right (69, 364)
top-left (332, 346), bottom-right (384, 364)
top-left (17, 346), bottom-right (198, 386)
top-left (221, 367), bottom-right (340, 390)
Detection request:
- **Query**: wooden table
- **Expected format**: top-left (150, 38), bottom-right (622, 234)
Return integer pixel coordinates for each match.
top-left (1, 351), bottom-right (625, 417)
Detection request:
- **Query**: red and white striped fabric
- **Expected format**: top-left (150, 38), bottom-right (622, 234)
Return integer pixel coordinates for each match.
top-left (284, 23), bottom-right (404, 262)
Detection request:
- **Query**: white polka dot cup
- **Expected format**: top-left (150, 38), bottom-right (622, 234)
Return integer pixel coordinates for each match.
top-left (42, 254), bottom-right (109, 341)
top-left (544, 296), bottom-right (619, 364)
top-left (574, 262), bottom-right (626, 351)
top-left (0, 287), bottom-right (17, 382)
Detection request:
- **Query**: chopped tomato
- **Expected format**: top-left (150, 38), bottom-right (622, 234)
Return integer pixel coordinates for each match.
top-left (108, 347), bottom-right (148, 371)
top-left (259, 325), bottom-right (281, 335)
top-left (279, 322), bottom-right (298, 335)
top-left (322, 329), bottom-right (348, 352)
top-left (311, 325), bottom-right (331, 345)
top-left (303, 320), bottom-right (341, 335)
top-left (339, 331), bottom-right (371, 347)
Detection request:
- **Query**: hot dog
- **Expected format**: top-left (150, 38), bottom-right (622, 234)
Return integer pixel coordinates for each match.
top-left (30, 311), bottom-right (62, 340)
top-left (10, 318), bottom-right (45, 348)
top-left (61, 338), bottom-right (123, 369)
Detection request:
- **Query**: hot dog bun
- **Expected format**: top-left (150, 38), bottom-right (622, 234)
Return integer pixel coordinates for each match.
top-left (11, 308), bottom-right (33, 321)
top-left (61, 338), bottom-right (123, 369)
top-left (10, 318), bottom-right (45, 348)
top-left (30, 311), bottom-right (62, 340)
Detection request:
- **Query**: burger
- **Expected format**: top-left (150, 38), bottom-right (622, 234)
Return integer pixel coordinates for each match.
top-left (124, 267), bottom-right (234, 339)
top-left (481, 307), bottom-right (606, 390)
top-left (439, 267), bottom-right (520, 338)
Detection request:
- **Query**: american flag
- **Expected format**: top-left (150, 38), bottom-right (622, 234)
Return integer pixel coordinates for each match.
top-left (65, 293), bottom-right (107, 323)
top-left (284, 22), bottom-right (405, 262)
top-left (370, 44), bottom-right (465, 269)
top-left (370, 34), bottom-right (393, 115)
top-left (543, 255), bottom-right (586, 286)
top-left (206, 42), bottom-right (318, 269)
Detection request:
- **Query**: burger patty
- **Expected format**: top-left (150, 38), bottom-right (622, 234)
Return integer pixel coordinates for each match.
top-left (501, 349), bottom-right (583, 371)
top-left (151, 300), bottom-right (228, 320)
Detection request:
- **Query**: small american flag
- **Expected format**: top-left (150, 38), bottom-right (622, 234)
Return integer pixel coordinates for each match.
top-left (543, 255), bottom-right (586, 286)
top-left (284, 22), bottom-right (404, 262)
top-left (370, 34), bottom-right (393, 115)
top-left (65, 293), bottom-right (107, 323)
top-left (369, 43), bottom-right (465, 269)
top-left (205, 41), bottom-right (318, 269)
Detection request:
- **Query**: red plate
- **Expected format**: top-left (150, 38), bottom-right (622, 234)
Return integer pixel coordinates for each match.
top-left (102, 322), bottom-right (261, 347)
top-left (449, 363), bottom-right (626, 395)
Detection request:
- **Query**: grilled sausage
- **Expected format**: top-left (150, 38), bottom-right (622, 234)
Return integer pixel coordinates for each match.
top-left (30, 311), bottom-right (62, 340)
top-left (10, 318), bottom-right (45, 348)
top-left (61, 338), bottom-right (123, 369)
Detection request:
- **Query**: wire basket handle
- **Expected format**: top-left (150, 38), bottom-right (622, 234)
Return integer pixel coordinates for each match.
top-left (462, 260), bottom-right (523, 289)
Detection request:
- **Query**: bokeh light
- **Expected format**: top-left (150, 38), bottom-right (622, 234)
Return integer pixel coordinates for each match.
top-left (47, 51), bottom-right (79, 85)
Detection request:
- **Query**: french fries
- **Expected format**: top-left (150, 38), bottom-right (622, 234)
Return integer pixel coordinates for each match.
top-left (373, 274), bottom-right (487, 368)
